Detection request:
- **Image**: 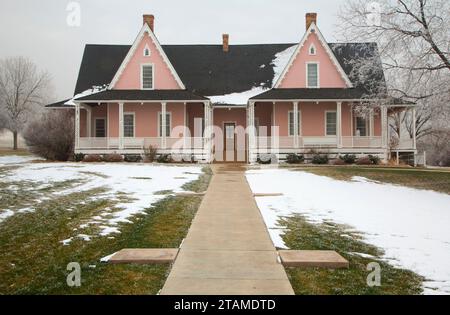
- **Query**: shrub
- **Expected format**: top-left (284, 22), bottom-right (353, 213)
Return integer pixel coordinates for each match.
top-left (124, 154), bottom-right (142, 163)
top-left (143, 145), bottom-right (158, 162)
top-left (356, 156), bottom-right (372, 165)
top-left (340, 154), bottom-right (357, 164)
top-left (74, 153), bottom-right (85, 162)
top-left (83, 154), bottom-right (103, 162)
top-left (157, 154), bottom-right (172, 163)
top-left (368, 155), bottom-right (381, 165)
top-left (23, 110), bottom-right (74, 161)
top-left (333, 158), bottom-right (346, 165)
top-left (286, 153), bottom-right (304, 164)
top-left (181, 155), bottom-right (197, 163)
top-left (257, 154), bottom-right (275, 164)
top-left (312, 154), bottom-right (329, 164)
top-left (103, 154), bottom-right (124, 162)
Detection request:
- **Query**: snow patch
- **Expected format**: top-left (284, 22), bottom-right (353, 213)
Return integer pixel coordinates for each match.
top-left (246, 169), bottom-right (450, 294)
top-left (3, 163), bottom-right (202, 239)
top-left (271, 45), bottom-right (297, 86)
top-left (0, 155), bottom-right (39, 166)
top-left (207, 86), bottom-right (268, 105)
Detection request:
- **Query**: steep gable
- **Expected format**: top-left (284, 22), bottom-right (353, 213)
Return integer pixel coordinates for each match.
top-left (109, 23), bottom-right (185, 90)
top-left (274, 23), bottom-right (352, 89)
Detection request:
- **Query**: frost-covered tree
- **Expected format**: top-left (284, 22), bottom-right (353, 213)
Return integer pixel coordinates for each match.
top-left (337, 0), bottom-right (450, 163)
top-left (0, 57), bottom-right (51, 150)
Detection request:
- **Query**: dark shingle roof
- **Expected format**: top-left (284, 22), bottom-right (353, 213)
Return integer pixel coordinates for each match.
top-left (45, 99), bottom-right (73, 108)
top-left (73, 42), bottom-right (386, 97)
top-left (75, 89), bottom-right (208, 102)
top-left (250, 88), bottom-right (367, 100)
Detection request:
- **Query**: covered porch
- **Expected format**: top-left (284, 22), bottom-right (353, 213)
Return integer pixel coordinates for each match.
top-left (247, 89), bottom-right (417, 163)
top-left (73, 90), bottom-right (213, 162)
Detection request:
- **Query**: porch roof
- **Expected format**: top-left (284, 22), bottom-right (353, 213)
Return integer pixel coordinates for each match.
top-left (74, 89), bottom-right (209, 103)
top-left (249, 88), bottom-right (414, 105)
top-left (249, 88), bottom-right (368, 101)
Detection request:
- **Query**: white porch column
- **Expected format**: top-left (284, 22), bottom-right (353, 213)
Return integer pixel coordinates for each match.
top-left (161, 102), bottom-right (167, 149)
top-left (293, 101), bottom-right (299, 148)
top-left (381, 106), bottom-right (388, 148)
top-left (203, 101), bottom-right (212, 162)
top-left (75, 103), bottom-right (80, 150)
top-left (369, 109), bottom-right (375, 137)
top-left (86, 107), bottom-right (92, 137)
top-left (337, 102), bottom-right (342, 148)
top-left (118, 102), bottom-right (124, 150)
top-left (248, 101), bottom-right (256, 163)
top-left (412, 107), bottom-right (417, 150)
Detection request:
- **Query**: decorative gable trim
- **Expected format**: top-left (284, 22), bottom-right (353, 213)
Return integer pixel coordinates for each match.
top-left (274, 22), bottom-right (353, 88)
top-left (109, 23), bottom-right (185, 90)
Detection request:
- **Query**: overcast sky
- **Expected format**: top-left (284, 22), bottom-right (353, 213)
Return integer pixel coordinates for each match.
top-left (0, 0), bottom-right (347, 100)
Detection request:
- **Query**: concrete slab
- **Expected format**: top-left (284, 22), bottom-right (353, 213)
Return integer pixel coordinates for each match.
top-left (161, 278), bottom-right (294, 295)
top-left (278, 250), bottom-right (349, 269)
top-left (253, 193), bottom-right (284, 197)
top-left (160, 164), bottom-right (294, 295)
top-left (109, 248), bottom-right (179, 264)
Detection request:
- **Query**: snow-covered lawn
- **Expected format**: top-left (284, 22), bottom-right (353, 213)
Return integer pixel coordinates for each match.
top-left (0, 155), bottom-right (40, 166)
top-left (246, 169), bottom-right (450, 295)
top-left (1, 162), bottom-right (202, 241)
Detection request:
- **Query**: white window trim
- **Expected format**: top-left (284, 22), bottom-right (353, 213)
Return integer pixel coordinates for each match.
top-left (158, 111), bottom-right (172, 137)
top-left (143, 44), bottom-right (151, 57)
top-left (325, 110), bottom-right (337, 136)
top-left (309, 44), bottom-right (317, 56)
top-left (141, 63), bottom-right (154, 90)
top-left (94, 117), bottom-right (106, 138)
top-left (123, 112), bottom-right (135, 138)
top-left (288, 110), bottom-right (301, 136)
top-left (354, 115), bottom-right (369, 137)
top-left (306, 62), bottom-right (320, 88)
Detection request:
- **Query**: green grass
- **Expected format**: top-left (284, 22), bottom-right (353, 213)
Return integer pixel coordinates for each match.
top-left (0, 149), bottom-right (31, 156)
top-left (289, 166), bottom-right (450, 194)
top-left (0, 166), bottom-right (211, 295)
top-left (281, 215), bottom-right (424, 295)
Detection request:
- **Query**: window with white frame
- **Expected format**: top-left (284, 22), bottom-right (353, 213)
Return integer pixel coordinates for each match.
top-left (309, 44), bottom-right (316, 55)
top-left (288, 111), bottom-right (301, 136)
top-left (159, 112), bottom-right (171, 137)
top-left (95, 118), bottom-right (106, 138)
top-left (326, 111), bottom-right (337, 136)
top-left (307, 63), bottom-right (319, 88)
top-left (143, 45), bottom-right (150, 57)
top-left (123, 113), bottom-right (135, 137)
top-left (142, 64), bottom-right (153, 89)
top-left (355, 116), bottom-right (367, 136)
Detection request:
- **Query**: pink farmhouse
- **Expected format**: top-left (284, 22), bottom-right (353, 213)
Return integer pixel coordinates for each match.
top-left (47, 13), bottom-right (417, 163)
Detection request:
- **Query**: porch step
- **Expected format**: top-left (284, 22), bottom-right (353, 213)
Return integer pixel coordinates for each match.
top-left (278, 250), bottom-right (349, 269)
top-left (108, 248), bottom-right (179, 264)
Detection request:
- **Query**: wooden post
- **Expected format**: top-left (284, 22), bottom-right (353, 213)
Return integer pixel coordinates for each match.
top-left (337, 102), bottom-right (342, 148)
top-left (75, 103), bottom-right (80, 150)
top-left (161, 102), bottom-right (167, 149)
top-left (119, 102), bottom-right (124, 150)
top-left (293, 101), bottom-right (299, 148)
top-left (412, 107), bottom-right (417, 150)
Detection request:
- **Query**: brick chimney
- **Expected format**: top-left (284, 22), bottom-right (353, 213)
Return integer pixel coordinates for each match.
top-left (306, 13), bottom-right (317, 30)
top-left (222, 34), bottom-right (229, 53)
top-left (143, 14), bottom-right (154, 32)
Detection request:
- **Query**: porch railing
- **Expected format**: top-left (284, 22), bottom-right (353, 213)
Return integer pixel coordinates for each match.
top-left (255, 136), bottom-right (385, 149)
top-left (78, 137), bottom-right (205, 150)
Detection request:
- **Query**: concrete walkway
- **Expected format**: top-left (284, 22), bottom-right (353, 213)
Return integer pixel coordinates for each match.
top-left (161, 164), bottom-right (294, 295)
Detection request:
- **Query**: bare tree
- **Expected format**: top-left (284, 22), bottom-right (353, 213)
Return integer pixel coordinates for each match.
top-left (24, 110), bottom-right (74, 161)
top-left (337, 0), bottom-right (450, 164)
top-left (0, 57), bottom-right (51, 150)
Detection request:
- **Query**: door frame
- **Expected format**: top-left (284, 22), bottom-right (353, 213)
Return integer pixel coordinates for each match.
top-left (223, 122), bottom-right (237, 163)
